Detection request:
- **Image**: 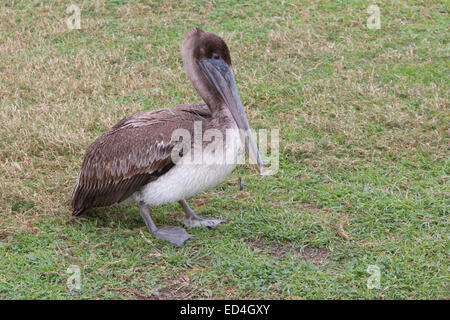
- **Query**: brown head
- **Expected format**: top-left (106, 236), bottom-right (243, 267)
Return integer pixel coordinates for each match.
top-left (182, 28), bottom-right (232, 112)
top-left (181, 28), bottom-right (265, 174)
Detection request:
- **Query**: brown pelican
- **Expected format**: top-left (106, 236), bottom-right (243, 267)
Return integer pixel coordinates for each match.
top-left (71, 28), bottom-right (264, 245)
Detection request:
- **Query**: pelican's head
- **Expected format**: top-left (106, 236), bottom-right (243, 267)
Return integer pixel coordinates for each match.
top-left (182, 28), bottom-right (265, 175)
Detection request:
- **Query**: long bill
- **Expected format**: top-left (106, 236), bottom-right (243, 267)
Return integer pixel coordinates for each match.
top-left (199, 58), bottom-right (265, 175)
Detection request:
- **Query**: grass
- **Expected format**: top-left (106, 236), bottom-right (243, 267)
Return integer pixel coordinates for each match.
top-left (0, 0), bottom-right (448, 299)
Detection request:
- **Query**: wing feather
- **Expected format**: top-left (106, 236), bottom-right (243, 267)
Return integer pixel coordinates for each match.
top-left (71, 104), bottom-right (210, 215)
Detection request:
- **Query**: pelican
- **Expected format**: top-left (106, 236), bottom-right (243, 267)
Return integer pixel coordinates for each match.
top-left (71, 28), bottom-right (264, 245)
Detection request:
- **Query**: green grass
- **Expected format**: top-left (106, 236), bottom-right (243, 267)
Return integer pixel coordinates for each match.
top-left (0, 0), bottom-right (448, 299)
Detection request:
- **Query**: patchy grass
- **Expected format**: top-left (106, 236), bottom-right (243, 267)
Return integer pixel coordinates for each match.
top-left (0, 0), bottom-right (448, 299)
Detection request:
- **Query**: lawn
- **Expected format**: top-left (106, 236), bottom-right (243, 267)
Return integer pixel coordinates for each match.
top-left (0, 0), bottom-right (448, 299)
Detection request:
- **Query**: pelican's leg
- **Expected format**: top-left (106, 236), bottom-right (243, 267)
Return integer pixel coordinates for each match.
top-left (139, 202), bottom-right (193, 246)
top-left (179, 199), bottom-right (230, 228)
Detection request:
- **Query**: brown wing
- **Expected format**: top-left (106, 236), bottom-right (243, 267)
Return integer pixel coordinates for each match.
top-left (71, 104), bottom-right (211, 215)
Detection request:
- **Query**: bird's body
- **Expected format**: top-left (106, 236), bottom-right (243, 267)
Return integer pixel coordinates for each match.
top-left (134, 115), bottom-right (241, 207)
top-left (72, 103), bottom-right (242, 211)
top-left (71, 28), bottom-right (263, 245)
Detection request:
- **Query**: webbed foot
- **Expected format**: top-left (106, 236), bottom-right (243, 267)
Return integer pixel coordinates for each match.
top-left (179, 199), bottom-right (230, 229)
top-left (153, 226), bottom-right (194, 246)
top-left (139, 202), bottom-right (193, 246)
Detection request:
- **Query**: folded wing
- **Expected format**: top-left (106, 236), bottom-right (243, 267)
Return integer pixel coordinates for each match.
top-left (71, 104), bottom-right (210, 215)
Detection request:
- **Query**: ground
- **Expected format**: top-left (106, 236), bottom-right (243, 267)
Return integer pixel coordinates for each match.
top-left (0, 0), bottom-right (448, 299)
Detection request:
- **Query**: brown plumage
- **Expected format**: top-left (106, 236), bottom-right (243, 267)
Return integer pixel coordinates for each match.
top-left (71, 104), bottom-right (217, 215)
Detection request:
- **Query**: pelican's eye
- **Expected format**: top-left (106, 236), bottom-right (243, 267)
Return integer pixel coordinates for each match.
top-left (212, 53), bottom-right (221, 60)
